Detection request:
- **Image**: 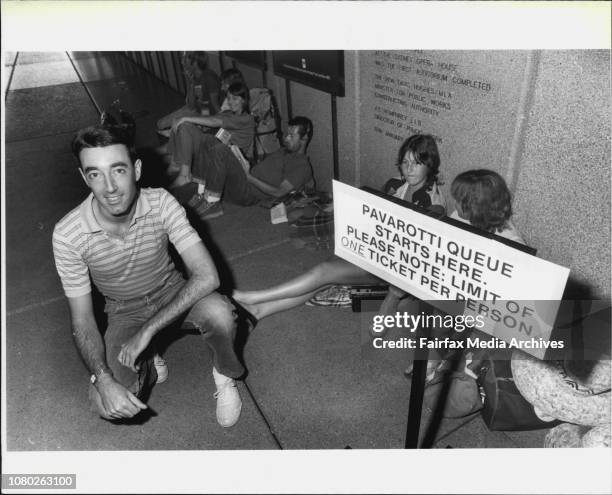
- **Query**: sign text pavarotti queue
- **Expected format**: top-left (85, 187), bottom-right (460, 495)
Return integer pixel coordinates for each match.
top-left (333, 181), bottom-right (570, 358)
top-left (342, 203), bottom-right (532, 331)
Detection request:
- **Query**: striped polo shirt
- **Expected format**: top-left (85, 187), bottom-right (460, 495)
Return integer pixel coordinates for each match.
top-left (52, 187), bottom-right (201, 300)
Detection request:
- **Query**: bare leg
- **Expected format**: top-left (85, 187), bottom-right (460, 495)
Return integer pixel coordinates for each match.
top-left (240, 289), bottom-right (323, 321)
top-left (234, 257), bottom-right (378, 305)
top-left (378, 285), bottom-right (407, 316)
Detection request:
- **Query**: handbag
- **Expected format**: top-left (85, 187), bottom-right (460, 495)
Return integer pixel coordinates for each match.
top-left (477, 352), bottom-right (560, 431)
top-left (423, 370), bottom-right (484, 419)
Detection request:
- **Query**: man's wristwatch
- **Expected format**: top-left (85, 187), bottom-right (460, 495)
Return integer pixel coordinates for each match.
top-left (90, 367), bottom-right (113, 385)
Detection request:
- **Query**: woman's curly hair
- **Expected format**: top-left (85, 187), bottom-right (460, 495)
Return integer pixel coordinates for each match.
top-left (451, 169), bottom-right (513, 233)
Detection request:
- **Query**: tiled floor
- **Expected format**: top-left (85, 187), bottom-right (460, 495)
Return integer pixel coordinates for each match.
top-left (4, 51), bottom-right (549, 451)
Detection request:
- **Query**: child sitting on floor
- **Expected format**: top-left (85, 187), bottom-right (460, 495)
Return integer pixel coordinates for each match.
top-left (413, 169), bottom-right (527, 417)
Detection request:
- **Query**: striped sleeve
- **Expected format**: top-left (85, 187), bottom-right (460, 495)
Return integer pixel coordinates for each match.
top-left (158, 189), bottom-right (202, 253)
top-left (52, 225), bottom-right (92, 298)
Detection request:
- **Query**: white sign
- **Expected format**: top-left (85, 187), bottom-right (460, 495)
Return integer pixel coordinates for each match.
top-left (333, 181), bottom-right (571, 358)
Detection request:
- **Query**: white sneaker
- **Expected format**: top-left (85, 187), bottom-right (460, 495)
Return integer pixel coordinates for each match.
top-left (153, 354), bottom-right (168, 384)
top-left (212, 369), bottom-right (242, 428)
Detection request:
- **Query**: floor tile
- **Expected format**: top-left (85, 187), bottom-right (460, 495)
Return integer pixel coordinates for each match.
top-left (16, 51), bottom-right (67, 65)
top-left (501, 428), bottom-right (548, 448)
top-left (67, 51), bottom-right (108, 61)
top-left (235, 248), bottom-right (412, 449)
top-left (4, 51), bottom-right (18, 66)
top-left (6, 303), bottom-right (277, 451)
top-left (5, 82), bottom-right (98, 142)
top-left (429, 414), bottom-right (517, 449)
top-left (69, 53), bottom-right (142, 83)
top-left (4, 140), bottom-right (87, 310)
top-left (10, 59), bottom-right (80, 90)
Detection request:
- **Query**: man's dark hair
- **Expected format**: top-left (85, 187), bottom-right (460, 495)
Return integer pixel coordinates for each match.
top-left (451, 169), bottom-right (513, 234)
top-left (396, 134), bottom-right (440, 190)
top-left (221, 68), bottom-right (245, 87)
top-left (288, 116), bottom-right (314, 147)
top-left (227, 82), bottom-right (250, 113)
top-left (72, 124), bottom-right (135, 169)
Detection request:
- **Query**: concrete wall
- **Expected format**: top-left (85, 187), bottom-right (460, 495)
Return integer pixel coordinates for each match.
top-left (152, 50), bottom-right (611, 300)
top-left (513, 50), bottom-right (611, 299)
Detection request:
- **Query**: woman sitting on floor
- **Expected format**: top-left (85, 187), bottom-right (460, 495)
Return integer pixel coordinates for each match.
top-left (413, 169), bottom-right (527, 412)
top-left (445, 171), bottom-right (610, 445)
top-left (233, 134), bottom-right (446, 324)
top-left (159, 82), bottom-right (255, 205)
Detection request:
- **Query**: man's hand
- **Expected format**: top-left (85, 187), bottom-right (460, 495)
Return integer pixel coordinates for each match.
top-left (94, 374), bottom-right (148, 420)
top-left (118, 330), bottom-right (152, 372)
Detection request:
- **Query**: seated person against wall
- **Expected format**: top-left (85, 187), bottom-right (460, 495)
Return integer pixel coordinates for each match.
top-left (407, 169), bottom-right (526, 399)
top-left (232, 134), bottom-right (445, 324)
top-left (52, 124), bottom-right (245, 427)
top-left (449, 176), bottom-right (609, 444)
top-left (161, 82), bottom-right (255, 196)
top-left (218, 68), bottom-right (245, 111)
top-left (157, 52), bottom-right (221, 136)
top-left (449, 169), bottom-right (524, 242)
top-left (186, 116), bottom-right (315, 220)
top-left (383, 167), bottom-right (525, 325)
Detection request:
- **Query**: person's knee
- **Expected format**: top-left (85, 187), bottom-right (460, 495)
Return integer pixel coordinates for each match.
top-left (190, 293), bottom-right (236, 337)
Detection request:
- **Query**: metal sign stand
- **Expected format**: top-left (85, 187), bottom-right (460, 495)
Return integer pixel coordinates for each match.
top-left (285, 79), bottom-right (292, 120)
top-left (404, 300), bottom-right (432, 448)
top-left (331, 94), bottom-right (339, 180)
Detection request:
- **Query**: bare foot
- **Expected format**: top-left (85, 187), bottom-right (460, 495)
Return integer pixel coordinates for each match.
top-left (232, 290), bottom-right (251, 304)
top-left (236, 299), bottom-right (261, 320)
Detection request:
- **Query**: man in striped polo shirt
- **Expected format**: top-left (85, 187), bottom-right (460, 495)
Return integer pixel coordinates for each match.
top-left (53, 124), bottom-right (244, 427)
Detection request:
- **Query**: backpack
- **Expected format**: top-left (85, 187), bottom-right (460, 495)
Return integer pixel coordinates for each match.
top-left (249, 88), bottom-right (282, 162)
top-left (100, 103), bottom-right (136, 146)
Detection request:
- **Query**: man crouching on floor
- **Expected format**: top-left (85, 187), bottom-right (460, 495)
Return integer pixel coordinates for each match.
top-left (52, 123), bottom-right (244, 427)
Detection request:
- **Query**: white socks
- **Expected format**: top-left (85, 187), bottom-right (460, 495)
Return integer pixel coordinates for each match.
top-left (197, 183), bottom-right (221, 204)
top-left (212, 367), bottom-right (233, 387)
